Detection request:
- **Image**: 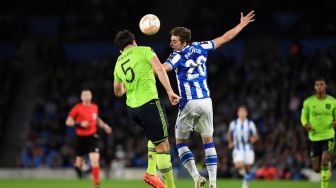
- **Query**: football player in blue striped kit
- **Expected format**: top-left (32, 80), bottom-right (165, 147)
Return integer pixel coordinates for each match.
top-left (227, 105), bottom-right (258, 188)
top-left (163, 11), bottom-right (255, 188)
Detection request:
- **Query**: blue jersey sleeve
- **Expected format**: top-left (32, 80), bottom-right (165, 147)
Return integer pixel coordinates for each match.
top-left (194, 41), bottom-right (215, 52)
top-left (165, 52), bottom-right (181, 70)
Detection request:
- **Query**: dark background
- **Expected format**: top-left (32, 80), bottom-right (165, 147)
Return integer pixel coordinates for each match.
top-left (0, 0), bottom-right (335, 180)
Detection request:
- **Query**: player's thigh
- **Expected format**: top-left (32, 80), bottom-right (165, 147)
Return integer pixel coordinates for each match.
top-left (175, 102), bottom-right (196, 139)
top-left (87, 134), bottom-right (100, 153)
top-left (310, 140), bottom-right (323, 159)
top-left (321, 138), bottom-right (335, 162)
top-left (130, 99), bottom-right (169, 145)
top-left (310, 140), bottom-right (323, 171)
top-left (244, 150), bottom-right (255, 165)
top-left (194, 98), bottom-right (213, 137)
top-left (233, 150), bottom-right (244, 166)
top-left (75, 136), bottom-right (90, 156)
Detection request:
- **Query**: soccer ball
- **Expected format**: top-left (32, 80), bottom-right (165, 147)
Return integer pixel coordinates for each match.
top-left (139, 14), bottom-right (160, 35)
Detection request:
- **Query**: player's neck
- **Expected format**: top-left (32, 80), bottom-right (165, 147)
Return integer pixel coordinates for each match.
top-left (82, 102), bottom-right (91, 106)
top-left (316, 93), bottom-right (326, 100)
top-left (123, 44), bottom-right (136, 50)
top-left (239, 117), bottom-right (247, 122)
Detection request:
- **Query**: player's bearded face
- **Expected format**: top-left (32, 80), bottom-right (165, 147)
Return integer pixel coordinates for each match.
top-left (314, 81), bottom-right (326, 93)
top-left (170, 35), bottom-right (185, 51)
top-left (81, 90), bottom-right (92, 103)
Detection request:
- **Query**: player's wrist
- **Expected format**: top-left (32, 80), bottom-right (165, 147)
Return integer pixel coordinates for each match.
top-left (74, 122), bottom-right (81, 127)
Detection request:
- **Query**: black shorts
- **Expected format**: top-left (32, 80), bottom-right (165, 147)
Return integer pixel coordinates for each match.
top-left (127, 99), bottom-right (169, 145)
top-left (75, 134), bottom-right (99, 156)
top-left (310, 138), bottom-right (335, 158)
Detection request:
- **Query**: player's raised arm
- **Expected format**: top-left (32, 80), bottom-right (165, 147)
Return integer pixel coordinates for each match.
top-left (213, 11), bottom-right (255, 49)
top-left (150, 55), bottom-right (180, 105)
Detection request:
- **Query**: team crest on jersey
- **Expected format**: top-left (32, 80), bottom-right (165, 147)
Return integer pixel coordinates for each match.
top-left (326, 104), bottom-right (331, 109)
top-left (92, 113), bottom-right (97, 120)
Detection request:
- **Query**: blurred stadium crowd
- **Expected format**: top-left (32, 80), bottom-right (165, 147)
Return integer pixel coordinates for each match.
top-left (0, 0), bottom-right (335, 180)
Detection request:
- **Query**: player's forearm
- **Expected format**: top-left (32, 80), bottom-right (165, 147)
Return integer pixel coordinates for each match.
top-left (156, 68), bottom-right (174, 94)
top-left (214, 22), bottom-right (245, 49)
top-left (163, 63), bottom-right (173, 72)
top-left (97, 117), bottom-right (109, 129)
top-left (300, 113), bottom-right (308, 126)
top-left (227, 133), bottom-right (233, 143)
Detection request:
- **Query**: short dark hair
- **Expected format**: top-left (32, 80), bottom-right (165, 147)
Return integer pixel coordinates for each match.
top-left (238, 105), bottom-right (248, 111)
top-left (170, 27), bottom-right (191, 44)
top-left (314, 77), bottom-right (326, 83)
top-left (114, 30), bottom-right (135, 50)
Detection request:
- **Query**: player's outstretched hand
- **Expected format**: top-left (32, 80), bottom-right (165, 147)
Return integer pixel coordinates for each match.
top-left (333, 121), bottom-right (336, 129)
top-left (168, 91), bottom-right (180, 106)
top-left (240, 10), bottom-right (255, 27)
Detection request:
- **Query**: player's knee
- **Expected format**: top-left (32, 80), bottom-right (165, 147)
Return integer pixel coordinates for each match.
top-left (234, 162), bottom-right (243, 169)
top-left (155, 139), bottom-right (170, 153)
top-left (201, 136), bottom-right (213, 144)
top-left (90, 160), bottom-right (100, 167)
top-left (313, 166), bottom-right (321, 173)
top-left (321, 153), bottom-right (331, 162)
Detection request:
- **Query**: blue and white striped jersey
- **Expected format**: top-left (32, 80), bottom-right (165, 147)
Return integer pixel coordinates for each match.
top-left (165, 41), bottom-right (215, 109)
top-left (228, 118), bottom-right (257, 151)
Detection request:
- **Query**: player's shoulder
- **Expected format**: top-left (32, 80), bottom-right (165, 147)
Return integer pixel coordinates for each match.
top-left (136, 46), bottom-right (154, 52)
top-left (230, 119), bottom-right (237, 125)
top-left (248, 119), bottom-right (255, 125)
top-left (74, 103), bottom-right (82, 107)
top-left (166, 51), bottom-right (181, 62)
top-left (304, 95), bottom-right (316, 102)
top-left (72, 103), bottom-right (82, 110)
top-left (192, 41), bottom-right (214, 49)
top-left (326, 95), bottom-right (336, 100)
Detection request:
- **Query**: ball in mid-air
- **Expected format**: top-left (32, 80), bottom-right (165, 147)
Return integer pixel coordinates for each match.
top-left (139, 14), bottom-right (160, 35)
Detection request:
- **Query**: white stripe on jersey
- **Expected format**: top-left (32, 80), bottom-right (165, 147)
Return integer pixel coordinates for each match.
top-left (203, 79), bottom-right (210, 96)
top-left (184, 82), bottom-right (192, 100)
top-left (177, 75), bottom-right (181, 97)
top-left (229, 119), bottom-right (256, 151)
top-left (200, 41), bottom-right (214, 50)
top-left (170, 53), bottom-right (181, 66)
top-left (194, 82), bottom-right (203, 98)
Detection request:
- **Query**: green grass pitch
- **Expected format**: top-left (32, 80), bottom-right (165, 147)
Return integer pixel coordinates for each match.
top-left (0, 179), bottom-right (334, 188)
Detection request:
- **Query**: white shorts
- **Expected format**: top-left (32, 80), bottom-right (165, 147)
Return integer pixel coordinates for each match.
top-left (232, 149), bottom-right (255, 165)
top-left (175, 98), bottom-right (213, 139)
